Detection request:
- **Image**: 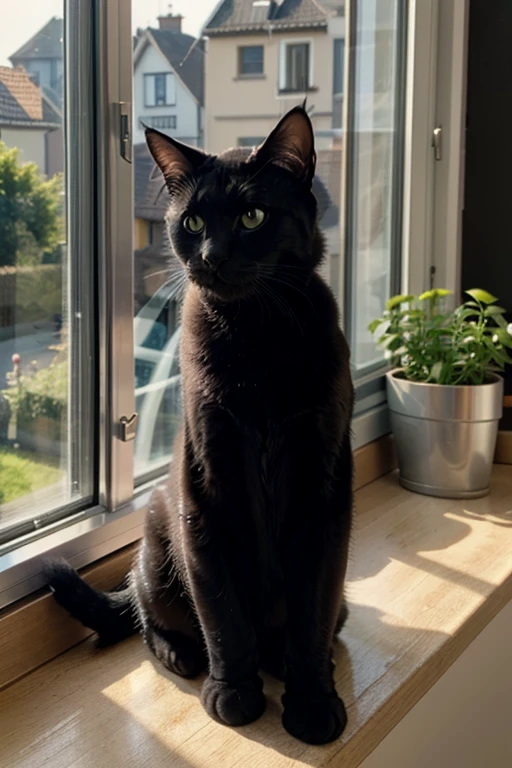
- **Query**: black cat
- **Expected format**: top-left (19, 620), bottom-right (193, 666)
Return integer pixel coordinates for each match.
top-left (46, 106), bottom-right (354, 745)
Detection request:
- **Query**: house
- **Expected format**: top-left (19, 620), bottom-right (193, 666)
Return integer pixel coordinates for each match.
top-left (0, 66), bottom-right (61, 176)
top-left (203, 0), bottom-right (345, 153)
top-left (9, 17), bottom-right (63, 110)
top-left (133, 14), bottom-right (205, 147)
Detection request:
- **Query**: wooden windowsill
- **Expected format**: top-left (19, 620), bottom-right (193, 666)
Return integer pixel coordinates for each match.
top-left (1, 465), bottom-right (511, 767)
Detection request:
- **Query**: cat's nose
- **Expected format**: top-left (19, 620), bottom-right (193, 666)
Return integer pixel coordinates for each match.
top-left (201, 244), bottom-right (229, 271)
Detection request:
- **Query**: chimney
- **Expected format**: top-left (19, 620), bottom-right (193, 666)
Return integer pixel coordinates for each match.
top-left (158, 14), bottom-right (183, 33)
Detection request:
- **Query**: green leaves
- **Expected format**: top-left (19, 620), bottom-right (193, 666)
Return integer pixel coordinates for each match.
top-left (369, 288), bottom-right (509, 385)
top-left (465, 288), bottom-right (498, 304)
top-left (386, 294), bottom-right (414, 311)
top-left (418, 288), bottom-right (453, 301)
top-left (0, 142), bottom-right (63, 267)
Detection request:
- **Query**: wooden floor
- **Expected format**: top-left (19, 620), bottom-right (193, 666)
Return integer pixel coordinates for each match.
top-left (1, 467), bottom-right (511, 768)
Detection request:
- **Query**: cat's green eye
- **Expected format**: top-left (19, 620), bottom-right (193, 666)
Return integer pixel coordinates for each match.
top-left (240, 208), bottom-right (266, 230)
top-left (184, 214), bottom-right (205, 234)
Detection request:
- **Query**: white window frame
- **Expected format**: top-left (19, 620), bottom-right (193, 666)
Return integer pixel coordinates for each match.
top-left (278, 38), bottom-right (314, 94)
top-left (402, 0), bottom-right (469, 301)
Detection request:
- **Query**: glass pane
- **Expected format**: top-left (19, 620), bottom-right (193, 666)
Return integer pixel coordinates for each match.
top-left (0, 3), bottom-right (93, 539)
top-left (347, 0), bottom-right (404, 372)
top-left (240, 46), bottom-right (264, 75)
top-left (131, 0), bottom-right (403, 478)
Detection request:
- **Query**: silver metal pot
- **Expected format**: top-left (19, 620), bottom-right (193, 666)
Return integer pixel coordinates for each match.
top-left (386, 370), bottom-right (504, 499)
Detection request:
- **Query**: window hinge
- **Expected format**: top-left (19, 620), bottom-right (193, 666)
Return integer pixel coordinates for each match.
top-left (119, 102), bottom-right (132, 163)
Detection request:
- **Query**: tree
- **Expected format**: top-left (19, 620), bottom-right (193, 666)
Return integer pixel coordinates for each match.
top-left (0, 142), bottom-right (63, 267)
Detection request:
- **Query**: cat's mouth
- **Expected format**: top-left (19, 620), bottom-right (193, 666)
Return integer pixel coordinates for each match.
top-left (189, 265), bottom-right (256, 301)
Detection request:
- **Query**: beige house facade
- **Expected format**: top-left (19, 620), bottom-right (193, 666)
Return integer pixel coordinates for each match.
top-left (203, 1), bottom-right (345, 154)
top-left (205, 29), bottom-right (339, 152)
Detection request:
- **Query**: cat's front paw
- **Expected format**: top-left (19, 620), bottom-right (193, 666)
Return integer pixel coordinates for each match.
top-left (201, 675), bottom-right (266, 727)
top-left (282, 690), bottom-right (347, 744)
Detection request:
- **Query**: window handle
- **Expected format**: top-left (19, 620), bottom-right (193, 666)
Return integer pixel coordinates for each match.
top-left (432, 126), bottom-right (442, 162)
top-left (119, 102), bottom-right (132, 164)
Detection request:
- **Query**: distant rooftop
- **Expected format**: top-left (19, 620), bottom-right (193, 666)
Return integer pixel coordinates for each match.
top-left (134, 18), bottom-right (205, 106)
top-left (0, 66), bottom-right (60, 128)
top-left (10, 17), bottom-right (63, 62)
top-left (204, 0), bottom-right (344, 36)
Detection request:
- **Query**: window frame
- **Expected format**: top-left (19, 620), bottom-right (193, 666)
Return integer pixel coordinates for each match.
top-left (238, 45), bottom-right (264, 77)
top-left (0, 0), bottom-right (452, 609)
top-left (340, 0), bottom-right (409, 446)
top-left (278, 38), bottom-right (314, 94)
top-left (0, 0), bottom-right (137, 609)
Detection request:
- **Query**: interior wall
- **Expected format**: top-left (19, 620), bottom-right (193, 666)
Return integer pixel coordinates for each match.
top-left (461, 0), bottom-right (512, 314)
top-left (361, 600), bottom-right (512, 768)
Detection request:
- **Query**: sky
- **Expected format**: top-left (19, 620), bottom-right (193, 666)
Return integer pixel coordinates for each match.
top-left (0, 0), bottom-right (218, 66)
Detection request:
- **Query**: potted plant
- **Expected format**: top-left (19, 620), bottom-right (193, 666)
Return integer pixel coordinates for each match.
top-left (369, 289), bottom-right (512, 498)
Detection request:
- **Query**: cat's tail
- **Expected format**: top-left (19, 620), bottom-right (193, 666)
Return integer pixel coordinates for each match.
top-left (44, 558), bottom-right (137, 646)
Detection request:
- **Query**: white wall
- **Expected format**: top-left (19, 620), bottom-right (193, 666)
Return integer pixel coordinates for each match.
top-left (0, 127), bottom-right (46, 171)
top-left (362, 600), bottom-right (512, 768)
top-left (133, 42), bottom-right (200, 146)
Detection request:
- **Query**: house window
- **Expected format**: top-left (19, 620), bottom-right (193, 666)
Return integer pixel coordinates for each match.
top-left (140, 116), bottom-right (177, 130)
top-left (281, 42), bottom-right (311, 92)
top-left (238, 46), bottom-right (264, 76)
top-left (144, 73), bottom-right (176, 107)
top-left (237, 137), bottom-right (265, 147)
top-left (333, 39), bottom-right (345, 96)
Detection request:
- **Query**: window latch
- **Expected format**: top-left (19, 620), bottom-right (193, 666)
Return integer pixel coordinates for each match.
top-left (119, 102), bottom-right (132, 163)
top-left (119, 413), bottom-right (138, 442)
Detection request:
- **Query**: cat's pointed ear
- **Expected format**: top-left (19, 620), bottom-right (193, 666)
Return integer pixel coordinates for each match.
top-left (253, 106), bottom-right (316, 185)
top-left (145, 127), bottom-right (207, 192)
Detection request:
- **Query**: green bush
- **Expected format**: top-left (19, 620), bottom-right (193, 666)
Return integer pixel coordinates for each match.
top-left (369, 288), bottom-right (512, 385)
top-left (4, 358), bottom-right (67, 423)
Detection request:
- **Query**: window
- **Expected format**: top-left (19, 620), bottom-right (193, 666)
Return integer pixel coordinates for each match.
top-left (333, 39), bottom-right (345, 96)
top-left (140, 116), bottom-right (177, 130)
top-left (144, 73), bottom-right (176, 107)
top-left (280, 42), bottom-right (311, 92)
top-left (237, 137), bottom-right (265, 147)
top-left (0, 0), bottom-right (409, 606)
top-left (238, 46), bottom-right (264, 76)
top-left (0, 2), bottom-right (93, 546)
top-left (333, 39), bottom-right (345, 130)
top-left (344, 0), bottom-right (406, 375)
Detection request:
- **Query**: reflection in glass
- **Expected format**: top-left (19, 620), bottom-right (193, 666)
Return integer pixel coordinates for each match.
top-left (0, 8), bottom-right (84, 536)
top-left (132, 0), bottom-right (384, 478)
top-left (348, 0), bottom-right (403, 371)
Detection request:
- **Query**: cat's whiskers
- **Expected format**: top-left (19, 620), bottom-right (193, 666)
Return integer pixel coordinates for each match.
top-left (252, 282), bottom-right (271, 324)
top-left (260, 274), bottom-right (316, 313)
top-left (143, 267), bottom-right (172, 281)
top-left (255, 277), bottom-right (303, 333)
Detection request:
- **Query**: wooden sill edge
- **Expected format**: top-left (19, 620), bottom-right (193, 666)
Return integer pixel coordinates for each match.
top-left (1, 430), bottom-right (509, 693)
top-left (333, 570), bottom-right (512, 768)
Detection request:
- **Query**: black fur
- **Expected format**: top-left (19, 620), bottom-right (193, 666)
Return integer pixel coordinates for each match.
top-left (46, 107), bottom-right (354, 745)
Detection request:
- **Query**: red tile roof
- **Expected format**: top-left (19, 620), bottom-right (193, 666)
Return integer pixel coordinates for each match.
top-left (0, 66), bottom-right (42, 121)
